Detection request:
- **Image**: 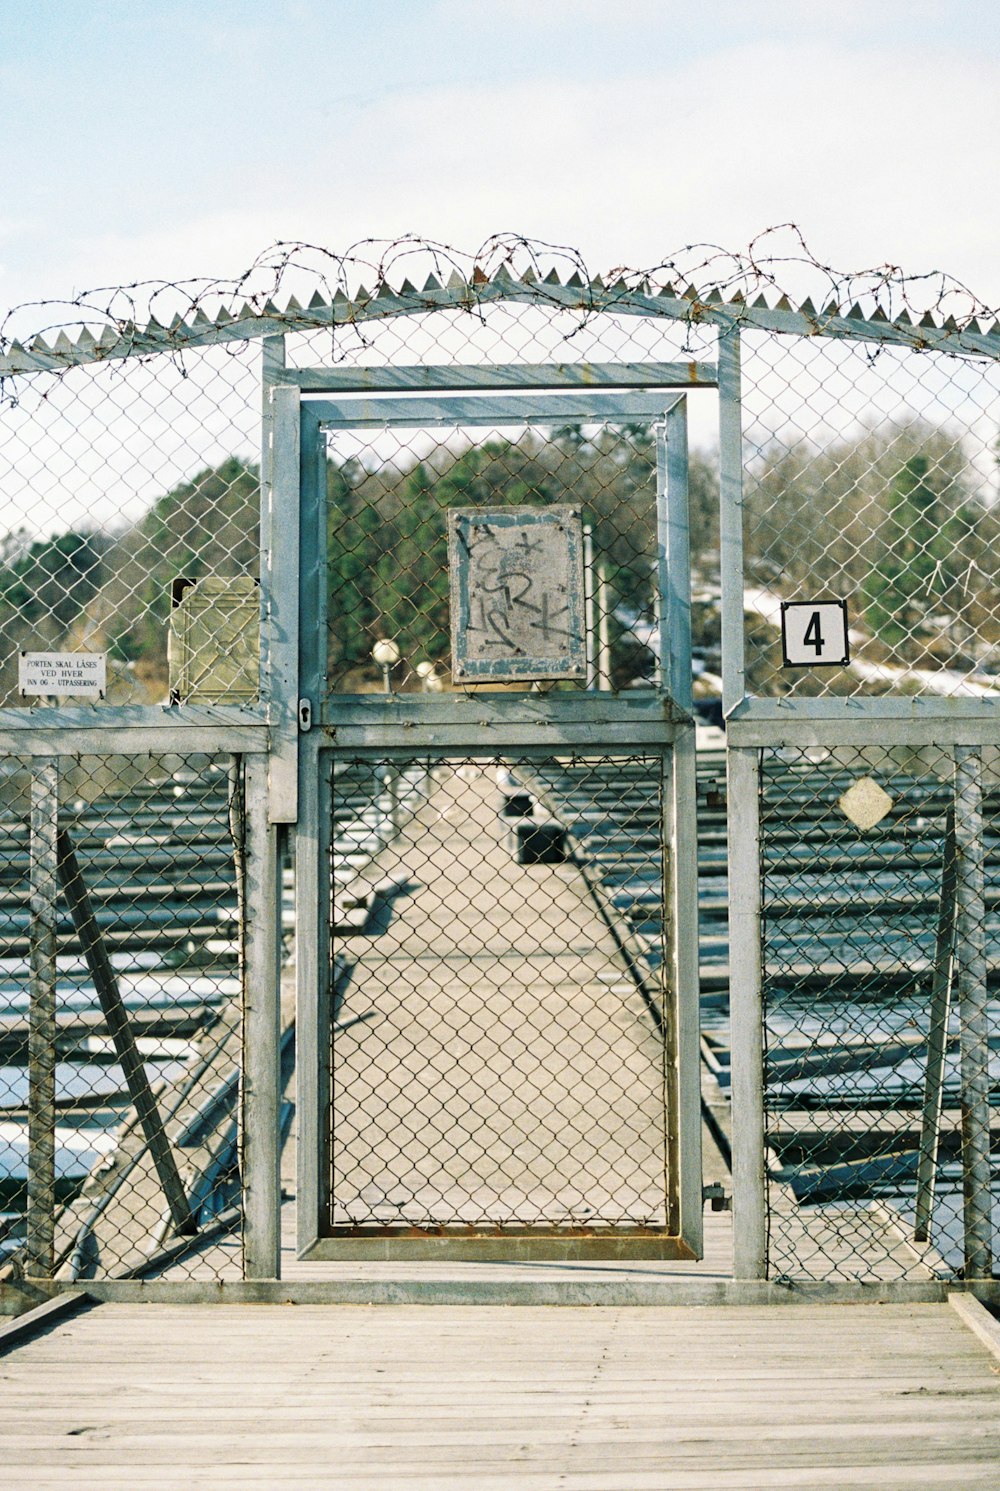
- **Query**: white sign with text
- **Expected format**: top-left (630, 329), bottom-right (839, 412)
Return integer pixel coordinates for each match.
top-left (19, 651), bottom-right (107, 697)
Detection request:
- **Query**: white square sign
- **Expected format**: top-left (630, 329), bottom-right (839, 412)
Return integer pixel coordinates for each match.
top-left (19, 651), bottom-right (107, 697)
top-left (448, 505), bottom-right (587, 683)
top-left (780, 601), bottom-right (850, 668)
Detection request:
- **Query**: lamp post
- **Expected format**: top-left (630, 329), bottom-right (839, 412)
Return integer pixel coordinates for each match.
top-left (415, 659), bottom-right (443, 693)
top-left (372, 637), bottom-right (401, 693)
top-left (371, 639), bottom-right (401, 835)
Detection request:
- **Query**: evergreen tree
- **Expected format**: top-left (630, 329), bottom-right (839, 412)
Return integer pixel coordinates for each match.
top-left (863, 454), bottom-right (957, 647)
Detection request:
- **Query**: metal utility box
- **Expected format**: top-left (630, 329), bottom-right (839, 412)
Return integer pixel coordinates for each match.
top-left (168, 574), bottom-right (260, 704)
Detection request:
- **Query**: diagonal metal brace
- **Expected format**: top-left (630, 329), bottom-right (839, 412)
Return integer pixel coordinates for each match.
top-left (914, 804), bottom-right (957, 1244)
top-left (55, 828), bottom-right (198, 1237)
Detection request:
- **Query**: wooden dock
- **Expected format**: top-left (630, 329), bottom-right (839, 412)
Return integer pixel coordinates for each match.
top-left (3, 1297), bottom-right (1000, 1488)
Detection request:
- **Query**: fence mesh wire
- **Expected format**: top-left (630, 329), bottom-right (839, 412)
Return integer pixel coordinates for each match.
top-left (0, 343), bottom-right (261, 709)
top-left (326, 754), bottom-right (673, 1239)
top-left (285, 299), bottom-right (718, 374)
top-left (1, 233), bottom-right (999, 1282)
top-left (324, 419), bottom-right (663, 694)
top-left (4, 239), bottom-right (998, 714)
top-left (0, 753), bottom-right (245, 1281)
top-left (760, 743), bottom-right (998, 1280)
top-left (741, 333), bottom-right (1000, 699)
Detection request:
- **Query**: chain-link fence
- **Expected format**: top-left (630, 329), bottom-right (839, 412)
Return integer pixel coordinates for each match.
top-left (3, 233), bottom-right (998, 717)
top-left (740, 333), bottom-right (1000, 699)
top-left (325, 753), bottom-right (673, 1240)
top-left (0, 753), bottom-right (247, 1282)
top-left (0, 344), bottom-right (262, 709)
top-left (760, 743), bottom-right (998, 1280)
top-left (322, 418), bottom-right (665, 695)
top-left (1, 231), bottom-right (998, 1286)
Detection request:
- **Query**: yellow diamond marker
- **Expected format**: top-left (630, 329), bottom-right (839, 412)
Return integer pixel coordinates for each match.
top-left (838, 776), bottom-right (893, 830)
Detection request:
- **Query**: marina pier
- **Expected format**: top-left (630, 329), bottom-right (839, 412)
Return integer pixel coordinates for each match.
top-left (1, 244), bottom-right (998, 1485)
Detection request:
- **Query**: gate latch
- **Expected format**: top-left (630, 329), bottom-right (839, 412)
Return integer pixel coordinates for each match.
top-left (703, 1182), bottom-right (732, 1212)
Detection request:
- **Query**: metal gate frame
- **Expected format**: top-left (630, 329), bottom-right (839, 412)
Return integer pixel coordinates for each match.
top-left (274, 370), bottom-right (713, 1261)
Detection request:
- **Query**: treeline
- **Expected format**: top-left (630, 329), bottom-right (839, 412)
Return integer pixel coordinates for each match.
top-left (323, 424), bottom-right (714, 687)
top-left (744, 422), bottom-right (1000, 667)
top-left (0, 421), bottom-right (996, 704)
top-left (0, 457), bottom-right (260, 704)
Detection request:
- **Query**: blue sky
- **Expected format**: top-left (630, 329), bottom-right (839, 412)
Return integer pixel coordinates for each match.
top-left (2, 0), bottom-right (999, 317)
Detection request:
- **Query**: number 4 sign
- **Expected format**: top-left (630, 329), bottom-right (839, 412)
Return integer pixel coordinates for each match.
top-left (780, 600), bottom-right (850, 668)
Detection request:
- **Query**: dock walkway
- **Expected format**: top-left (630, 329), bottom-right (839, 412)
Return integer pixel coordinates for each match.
top-left (3, 1298), bottom-right (1000, 1488)
top-left (325, 761), bottom-right (673, 1236)
top-left (147, 758), bottom-right (925, 1289)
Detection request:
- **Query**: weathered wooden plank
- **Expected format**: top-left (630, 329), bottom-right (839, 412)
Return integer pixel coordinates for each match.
top-left (2, 1301), bottom-right (997, 1491)
top-left (3, 1459), bottom-right (1000, 1486)
top-left (0, 1291), bottom-right (91, 1356)
top-left (949, 1291), bottom-right (1000, 1363)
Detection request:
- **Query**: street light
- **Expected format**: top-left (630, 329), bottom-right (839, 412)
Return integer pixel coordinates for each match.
top-left (372, 637), bottom-right (401, 693)
top-left (415, 659), bottom-right (443, 693)
top-left (371, 639), bottom-right (402, 834)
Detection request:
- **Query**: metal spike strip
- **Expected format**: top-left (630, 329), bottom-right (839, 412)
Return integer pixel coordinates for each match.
top-left (3, 262), bottom-right (1000, 376)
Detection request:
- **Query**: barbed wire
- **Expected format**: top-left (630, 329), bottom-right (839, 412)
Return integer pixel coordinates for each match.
top-left (2, 227), bottom-right (998, 375)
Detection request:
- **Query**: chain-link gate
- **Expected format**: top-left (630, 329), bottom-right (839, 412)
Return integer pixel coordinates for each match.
top-left (289, 382), bottom-right (704, 1260)
top-left (324, 754), bottom-right (673, 1244)
top-left (1, 234), bottom-right (998, 1294)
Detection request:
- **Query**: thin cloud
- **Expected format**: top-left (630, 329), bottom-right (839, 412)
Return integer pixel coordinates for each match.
top-left (2, 32), bottom-right (998, 311)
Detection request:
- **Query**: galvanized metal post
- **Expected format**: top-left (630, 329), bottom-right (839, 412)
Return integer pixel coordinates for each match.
top-left (655, 429), bottom-right (669, 694)
top-left (728, 745), bottom-right (767, 1279)
top-left (241, 753), bottom-right (282, 1279)
top-left (661, 400), bottom-right (702, 1255)
top-left (914, 803), bottom-right (957, 1243)
top-left (717, 326), bottom-right (745, 718)
top-left (669, 717), bottom-right (702, 1234)
top-left (718, 321), bottom-right (766, 1277)
top-left (295, 397), bottom-right (331, 1257)
top-left (658, 746), bottom-right (681, 1237)
top-left (267, 383), bottom-right (301, 825)
top-left (597, 564), bottom-right (611, 691)
top-left (258, 334), bottom-right (286, 704)
top-left (296, 738), bottom-right (332, 1256)
top-left (661, 402), bottom-right (693, 712)
top-left (583, 523), bottom-right (596, 689)
top-left (952, 746), bottom-right (992, 1278)
top-left (27, 757), bottom-right (59, 1278)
